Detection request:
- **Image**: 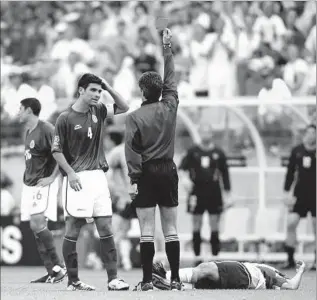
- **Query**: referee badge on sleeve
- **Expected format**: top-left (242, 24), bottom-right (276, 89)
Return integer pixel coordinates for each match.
top-left (92, 115), bottom-right (98, 123)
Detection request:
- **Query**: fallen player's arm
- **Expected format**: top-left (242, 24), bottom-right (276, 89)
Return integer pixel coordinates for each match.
top-left (280, 262), bottom-right (305, 290)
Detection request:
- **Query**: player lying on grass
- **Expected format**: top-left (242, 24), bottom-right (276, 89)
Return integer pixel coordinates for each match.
top-left (152, 260), bottom-right (306, 290)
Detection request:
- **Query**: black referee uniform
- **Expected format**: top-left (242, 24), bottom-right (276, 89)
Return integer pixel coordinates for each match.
top-left (180, 145), bottom-right (231, 215)
top-left (284, 143), bottom-right (316, 217)
top-left (125, 46), bottom-right (179, 209)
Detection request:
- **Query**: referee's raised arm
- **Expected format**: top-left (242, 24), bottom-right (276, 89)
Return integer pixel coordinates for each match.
top-left (161, 28), bottom-right (179, 107)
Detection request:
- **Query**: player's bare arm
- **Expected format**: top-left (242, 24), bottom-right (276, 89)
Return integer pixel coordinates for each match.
top-left (36, 164), bottom-right (60, 187)
top-left (101, 77), bottom-right (129, 114)
top-left (52, 152), bottom-right (82, 192)
top-left (161, 28), bottom-right (179, 106)
top-left (283, 148), bottom-right (297, 207)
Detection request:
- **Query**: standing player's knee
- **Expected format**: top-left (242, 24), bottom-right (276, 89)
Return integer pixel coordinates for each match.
top-left (193, 215), bottom-right (203, 231)
top-left (65, 217), bottom-right (85, 238)
top-left (95, 217), bottom-right (113, 237)
top-left (30, 214), bottom-right (47, 232)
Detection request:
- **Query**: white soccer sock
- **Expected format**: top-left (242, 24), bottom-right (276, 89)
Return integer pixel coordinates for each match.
top-left (166, 268), bottom-right (193, 283)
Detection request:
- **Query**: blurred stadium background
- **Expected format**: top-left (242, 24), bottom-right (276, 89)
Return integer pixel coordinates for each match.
top-left (1, 0), bottom-right (316, 270)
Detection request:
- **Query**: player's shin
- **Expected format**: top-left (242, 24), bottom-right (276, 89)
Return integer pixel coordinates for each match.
top-left (36, 227), bottom-right (63, 267)
top-left (34, 234), bottom-right (54, 275)
top-left (165, 235), bottom-right (180, 282)
top-left (63, 236), bottom-right (80, 284)
top-left (100, 234), bottom-right (118, 282)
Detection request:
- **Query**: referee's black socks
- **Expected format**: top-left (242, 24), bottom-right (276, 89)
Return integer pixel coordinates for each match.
top-left (193, 231), bottom-right (201, 256)
top-left (165, 234), bottom-right (180, 282)
top-left (140, 236), bottom-right (155, 283)
top-left (211, 231), bottom-right (220, 256)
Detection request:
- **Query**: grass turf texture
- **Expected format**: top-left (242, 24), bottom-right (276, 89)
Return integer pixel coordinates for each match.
top-left (1, 266), bottom-right (316, 300)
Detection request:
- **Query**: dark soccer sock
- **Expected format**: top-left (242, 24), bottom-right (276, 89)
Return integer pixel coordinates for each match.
top-left (285, 245), bottom-right (295, 264)
top-left (165, 235), bottom-right (180, 282)
top-left (100, 234), bottom-right (118, 282)
top-left (140, 236), bottom-right (155, 283)
top-left (193, 231), bottom-right (201, 256)
top-left (63, 236), bottom-right (79, 284)
top-left (34, 234), bottom-right (54, 275)
top-left (210, 231), bottom-right (220, 256)
top-left (36, 227), bottom-right (62, 267)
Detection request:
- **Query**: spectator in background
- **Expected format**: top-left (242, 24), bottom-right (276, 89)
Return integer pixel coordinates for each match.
top-left (207, 15), bottom-right (236, 98)
top-left (1, 68), bottom-right (23, 118)
top-left (235, 14), bottom-right (261, 95)
top-left (134, 38), bottom-right (158, 79)
top-left (284, 8), bottom-right (306, 46)
top-left (51, 23), bottom-right (95, 64)
top-left (283, 43), bottom-right (308, 95)
top-left (253, 2), bottom-right (286, 52)
top-left (189, 13), bottom-right (214, 96)
top-left (1, 171), bottom-right (16, 216)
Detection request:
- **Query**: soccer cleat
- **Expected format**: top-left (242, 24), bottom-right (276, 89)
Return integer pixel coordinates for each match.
top-left (152, 274), bottom-right (170, 290)
top-left (51, 266), bottom-right (67, 283)
top-left (133, 281), bottom-right (154, 291)
top-left (170, 280), bottom-right (183, 291)
top-left (67, 281), bottom-right (96, 291)
top-left (30, 274), bottom-right (52, 283)
top-left (152, 261), bottom-right (167, 279)
top-left (108, 278), bottom-right (129, 291)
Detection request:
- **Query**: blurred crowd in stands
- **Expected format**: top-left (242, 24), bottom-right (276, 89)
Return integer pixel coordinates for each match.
top-left (1, 1), bottom-right (316, 145)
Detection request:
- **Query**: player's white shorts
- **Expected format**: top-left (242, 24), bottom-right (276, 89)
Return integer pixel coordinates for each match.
top-left (62, 169), bottom-right (112, 218)
top-left (243, 262), bottom-right (266, 290)
top-left (20, 175), bottom-right (61, 222)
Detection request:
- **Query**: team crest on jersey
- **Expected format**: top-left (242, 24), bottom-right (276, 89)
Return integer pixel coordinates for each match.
top-left (29, 140), bottom-right (35, 149)
top-left (302, 156), bottom-right (311, 168)
top-left (92, 115), bottom-right (98, 123)
top-left (212, 153), bottom-right (219, 160)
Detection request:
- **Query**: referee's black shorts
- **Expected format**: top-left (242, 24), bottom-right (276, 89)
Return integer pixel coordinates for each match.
top-left (292, 192), bottom-right (316, 218)
top-left (133, 159), bottom-right (178, 208)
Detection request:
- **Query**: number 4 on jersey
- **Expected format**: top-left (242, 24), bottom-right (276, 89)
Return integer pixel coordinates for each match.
top-left (88, 127), bottom-right (93, 139)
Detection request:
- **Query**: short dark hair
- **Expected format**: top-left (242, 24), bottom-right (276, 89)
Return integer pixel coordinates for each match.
top-left (138, 71), bottom-right (163, 102)
top-left (20, 98), bottom-right (41, 116)
top-left (77, 73), bottom-right (104, 91)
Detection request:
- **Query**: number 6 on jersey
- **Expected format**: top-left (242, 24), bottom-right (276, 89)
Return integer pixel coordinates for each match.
top-left (88, 127), bottom-right (93, 139)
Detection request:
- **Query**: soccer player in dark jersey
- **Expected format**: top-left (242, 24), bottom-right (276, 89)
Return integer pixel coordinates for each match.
top-left (283, 124), bottom-right (316, 270)
top-left (18, 98), bottom-right (66, 284)
top-left (51, 73), bottom-right (130, 291)
top-left (179, 124), bottom-right (231, 260)
top-left (125, 28), bottom-right (181, 291)
top-left (152, 259), bottom-right (306, 290)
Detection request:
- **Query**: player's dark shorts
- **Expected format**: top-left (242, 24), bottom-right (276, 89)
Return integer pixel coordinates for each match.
top-left (194, 261), bottom-right (251, 290)
top-left (292, 193), bottom-right (316, 218)
top-left (133, 159), bottom-right (178, 208)
top-left (187, 184), bottom-right (223, 215)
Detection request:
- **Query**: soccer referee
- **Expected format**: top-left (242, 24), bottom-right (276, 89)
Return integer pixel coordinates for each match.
top-left (283, 124), bottom-right (316, 270)
top-left (125, 28), bottom-right (181, 291)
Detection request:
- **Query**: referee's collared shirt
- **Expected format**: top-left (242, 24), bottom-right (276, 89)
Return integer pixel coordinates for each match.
top-left (125, 46), bottom-right (179, 183)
